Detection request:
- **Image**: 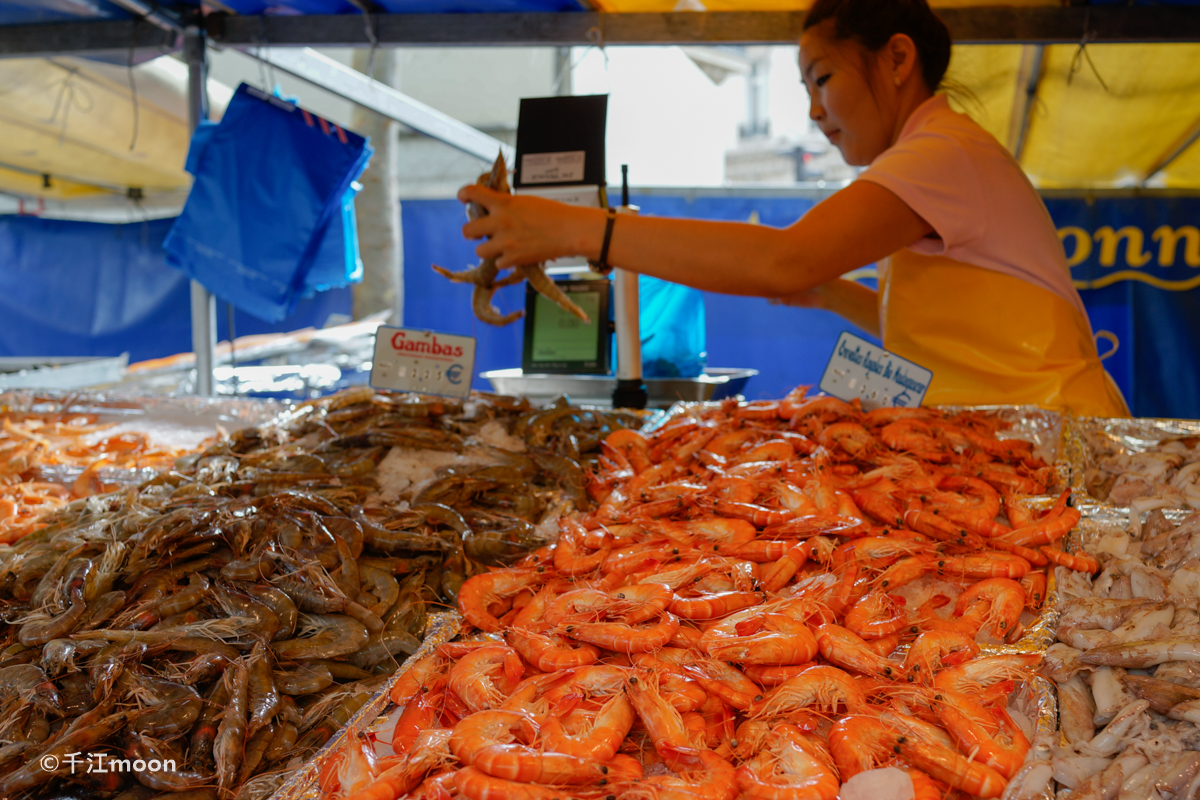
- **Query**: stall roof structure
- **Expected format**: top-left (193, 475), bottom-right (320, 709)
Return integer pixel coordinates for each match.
top-left (0, 0), bottom-right (1198, 192)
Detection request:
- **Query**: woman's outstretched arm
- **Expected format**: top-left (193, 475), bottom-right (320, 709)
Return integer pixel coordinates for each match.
top-left (458, 179), bottom-right (931, 299)
top-left (775, 279), bottom-right (881, 338)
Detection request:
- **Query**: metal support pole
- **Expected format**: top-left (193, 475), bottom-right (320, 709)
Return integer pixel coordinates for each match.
top-left (185, 27), bottom-right (218, 396)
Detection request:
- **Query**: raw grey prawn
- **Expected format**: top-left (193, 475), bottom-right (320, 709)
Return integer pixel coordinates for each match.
top-left (434, 152), bottom-right (590, 326)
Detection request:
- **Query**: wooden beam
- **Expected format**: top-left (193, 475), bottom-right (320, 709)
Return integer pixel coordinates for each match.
top-left (206, 7), bottom-right (1200, 47)
top-left (2, 6), bottom-right (1199, 61)
top-left (0, 19), bottom-right (178, 59)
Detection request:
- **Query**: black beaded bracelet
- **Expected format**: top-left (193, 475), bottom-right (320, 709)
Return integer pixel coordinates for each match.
top-left (589, 207), bottom-right (618, 275)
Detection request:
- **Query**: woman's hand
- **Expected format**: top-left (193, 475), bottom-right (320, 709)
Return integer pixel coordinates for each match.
top-left (770, 287), bottom-right (828, 309)
top-left (457, 184), bottom-right (602, 270)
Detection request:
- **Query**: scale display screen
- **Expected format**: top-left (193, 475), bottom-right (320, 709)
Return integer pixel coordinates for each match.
top-left (521, 279), bottom-right (611, 375)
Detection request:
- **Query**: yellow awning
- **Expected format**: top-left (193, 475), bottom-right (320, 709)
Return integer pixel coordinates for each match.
top-left (0, 56), bottom-right (231, 200)
top-left (0, 29), bottom-right (1197, 194)
top-left (947, 43), bottom-right (1200, 188)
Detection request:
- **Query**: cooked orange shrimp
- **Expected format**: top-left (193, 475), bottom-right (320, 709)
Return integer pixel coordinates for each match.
top-left (558, 611), bottom-right (680, 654)
top-left (931, 653), bottom-right (1041, 697)
top-left (787, 396), bottom-right (860, 435)
top-left (447, 645), bottom-right (524, 714)
top-left (1019, 570), bottom-right (1047, 610)
top-left (817, 422), bottom-right (878, 461)
top-left (706, 475), bottom-right (758, 503)
top-left (661, 651), bottom-right (764, 711)
top-left (937, 552), bottom-right (1031, 580)
top-left (873, 554), bottom-right (939, 591)
top-left (670, 589), bottom-right (763, 621)
top-left (815, 624), bottom-right (902, 680)
top-left (1040, 545), bottom-right (1100, 574)
top-left (624, 676), bottom-right (739, 800)
top-left (750, 665), bottom-right (868, 718)
top-left (702, 611), bottom-right (818, 666)
top-left (545, 583), bottom-right (674, 626)
top-left (827, 714), bottom-right (899, 780)
top-left (390, 677), bottom-right (447, 756)
top-left (899, 732), bottom-right (1009, 798)
top-left (552, 519), bottom-right (612, 576)
top-left (953, 577), bottom-right (1026, 641)
top-left (902, 630), bottom-right (980, 684)
top-left (735, 722), bottom-right (838, 800)
top-left (844, 592), bottom-right (908, 639)
top-left (705, 427), bottom-right (764, 457)
top-left (880, 419), bottom-right (952, 462)
top-left (541, 691), bottom-right (636, 761)
top-left (453, 765), bottom-right (571, 800)
top-left (605, 428), bottom-right (652, 473)
top-left (930, 687), bottom-right (1030, 779)
top-left (458, 569), bottom-right (545, 632)
top-left (999, 507), bottom-right (1080, 548)
top-left (507, 587), bottom-right (602, 672)
top-left (759, 542), bottom-right (809, 592)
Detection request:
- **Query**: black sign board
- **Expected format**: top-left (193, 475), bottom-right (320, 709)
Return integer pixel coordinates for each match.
top-left (514, 95), bottom-right (608, 189)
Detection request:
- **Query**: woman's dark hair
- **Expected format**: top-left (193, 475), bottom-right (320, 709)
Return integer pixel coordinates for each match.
top-left (802, 0), bottom-right (952, 92)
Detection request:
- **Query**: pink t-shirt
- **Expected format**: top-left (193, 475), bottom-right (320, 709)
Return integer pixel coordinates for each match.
top-left (858, 95), bottom-right (1088, 319)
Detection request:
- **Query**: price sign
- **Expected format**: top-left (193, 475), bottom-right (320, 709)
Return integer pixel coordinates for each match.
top-left (370, 327), bottom-right (476, 399)
top-left (818, 331), bottom-right (933, 410)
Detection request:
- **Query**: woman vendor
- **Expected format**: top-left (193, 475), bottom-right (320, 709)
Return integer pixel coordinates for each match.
top-left (457, 0), bottom-right (1128, 417)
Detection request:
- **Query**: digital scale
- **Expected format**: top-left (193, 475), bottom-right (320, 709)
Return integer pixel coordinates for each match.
top-left (481, 94), bottom-right (757, 408)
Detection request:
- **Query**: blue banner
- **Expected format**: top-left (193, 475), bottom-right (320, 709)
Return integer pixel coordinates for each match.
top-left (404, 193), bottom-right (1200, 418)
top-left (1045, 195), bottom-right (1200, 418)
top-left (0, 215), bottom-right (350, 363)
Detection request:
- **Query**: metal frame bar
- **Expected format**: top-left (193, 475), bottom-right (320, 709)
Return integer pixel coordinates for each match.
top-left (1, 6), bottom-right (1199, 59)
top-left (205, 7), bottom-right (1200, 47)
top-left (184, 29), bottom-right (218, 397)
top-left (1142, 115), bottom-right (1200, 187)
top-left (1007, 44), bottom-right (1044, 163)
top-left (246, 48), bottom-right (513, 163)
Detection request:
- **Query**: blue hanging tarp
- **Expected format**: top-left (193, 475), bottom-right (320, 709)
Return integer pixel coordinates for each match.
top-left (164, 83), bottom-right (372, 322)
top-left (0, 215), bottom-right (350, 362)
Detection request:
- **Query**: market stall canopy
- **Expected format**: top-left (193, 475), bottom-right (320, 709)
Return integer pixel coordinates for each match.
top-left (0, 54), bottom-right (230, 201)
top-left (1, 0), bottom-right (1199, 190)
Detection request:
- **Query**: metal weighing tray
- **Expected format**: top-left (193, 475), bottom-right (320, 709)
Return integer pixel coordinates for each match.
top-left (481, 367), bottom-right (757, 408)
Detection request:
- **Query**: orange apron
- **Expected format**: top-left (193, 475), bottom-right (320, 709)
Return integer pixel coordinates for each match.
top-left (878, 249), bottom-right (1128, 417)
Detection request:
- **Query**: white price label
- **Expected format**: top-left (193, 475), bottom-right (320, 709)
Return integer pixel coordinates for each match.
top-left (370, 326), bottom-right (476, 399)
top-left (818, 331), bottom-right (933, 410)
top-left (521, 151), bottom-right (585, 184)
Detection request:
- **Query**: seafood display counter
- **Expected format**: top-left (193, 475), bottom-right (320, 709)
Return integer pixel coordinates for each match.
top-left (9, 386), bottom-right (1200, 800)
top-left (303, 392), bottom-right (1089, 800)
top-left (0, 388), bottom-right (641, 799)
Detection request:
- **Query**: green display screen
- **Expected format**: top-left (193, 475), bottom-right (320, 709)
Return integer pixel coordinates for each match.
top-left (530, 291), bottom-right (603, 362)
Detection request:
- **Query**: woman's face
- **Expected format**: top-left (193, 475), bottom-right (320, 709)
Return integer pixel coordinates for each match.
top-left (799, 24), bottom-right (896, 167)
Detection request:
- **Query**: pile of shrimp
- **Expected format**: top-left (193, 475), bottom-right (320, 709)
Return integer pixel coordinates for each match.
top-left (322, 388), bottom-right (1098, 800)
top-left (0, 387), bottom-right (644, 800)
top-left (1027, 508), bottom-right (1200, 799)
top-left (0, 411), bottom-right (189, 544)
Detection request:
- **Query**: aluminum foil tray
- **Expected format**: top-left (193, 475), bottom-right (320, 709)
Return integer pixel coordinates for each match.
top-left (269, 612), bottom-right (462, 800)
top-left (0, 389), bottom-right (283, 487)
top-left (1067, 414), bottom-right (1200, 516)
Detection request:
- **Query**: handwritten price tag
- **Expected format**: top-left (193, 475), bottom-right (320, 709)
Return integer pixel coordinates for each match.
top-left (370, 327), bottom-right (476, 399)
top-left (818, 331), bottom-right (933, 410)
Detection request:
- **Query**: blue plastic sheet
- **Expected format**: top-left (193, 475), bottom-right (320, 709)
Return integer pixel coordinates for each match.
top-left (639, 276), bottom-right (706, 378)
top-left (0, 215), bottom-right (350, 363)
top-left (165, 84), bottom-right (371, 321)
top-left (400, 193), bottom-right (1200, 417)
